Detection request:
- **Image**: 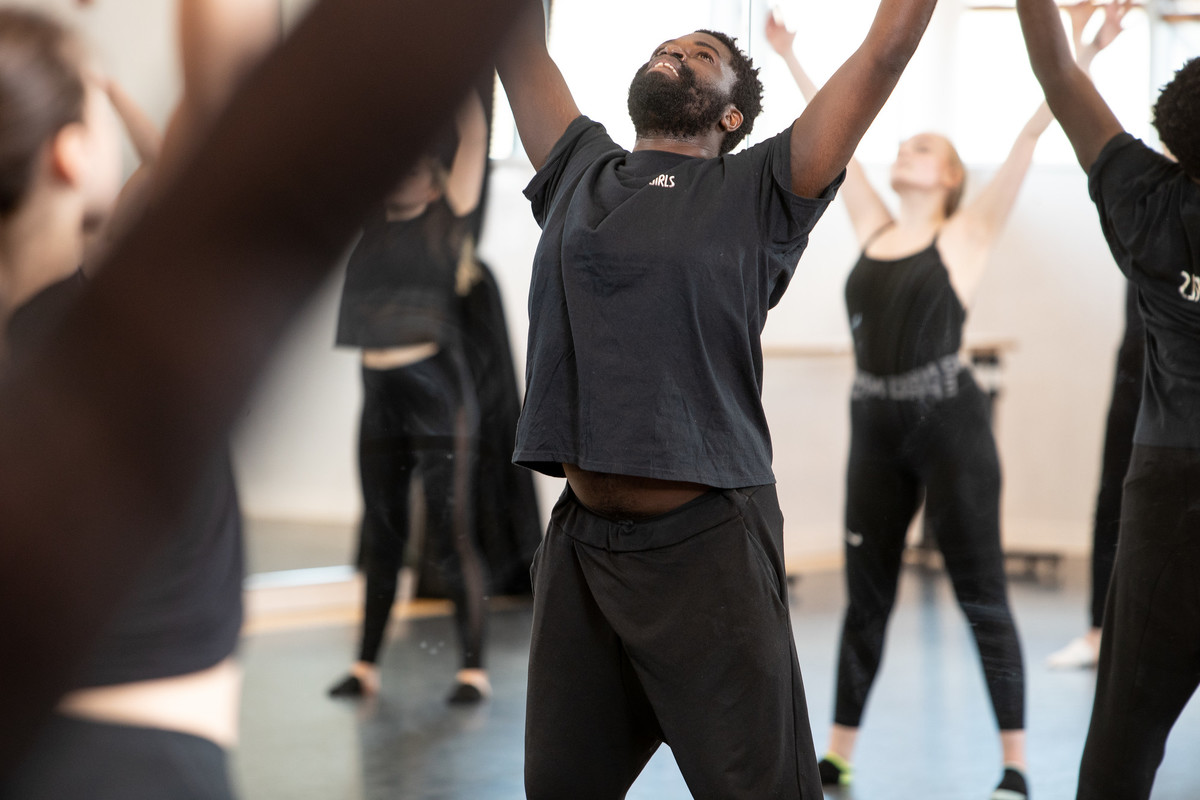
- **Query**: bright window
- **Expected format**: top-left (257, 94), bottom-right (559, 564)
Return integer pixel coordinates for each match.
top-left (524, 0), bottom-right (1161, 168)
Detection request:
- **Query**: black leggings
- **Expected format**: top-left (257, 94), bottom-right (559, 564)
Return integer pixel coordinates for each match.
top-left (1089, 283), bottom-right (1145, 628)
top-left (356, 349), bottom-right (487, 669)
top-left (835, 375), bottom-right (1025, 731)
top-left (1077, 445), bottom-right (1200, 800)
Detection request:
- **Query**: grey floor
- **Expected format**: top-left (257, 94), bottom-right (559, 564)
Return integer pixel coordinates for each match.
top-left (232, 556), bottom-right (1200, 800)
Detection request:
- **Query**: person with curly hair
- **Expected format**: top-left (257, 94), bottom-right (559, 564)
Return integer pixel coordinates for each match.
top-left (1018, 1), bottom-right (1200, 798)
top-left (496, 0), bottom-right (938, 796)
top-left (1151, 58), bottom-right (1200, 177)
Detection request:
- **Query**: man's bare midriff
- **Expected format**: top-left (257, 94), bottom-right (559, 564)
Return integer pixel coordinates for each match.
top-left (563, 464), bottom-right (713, 519)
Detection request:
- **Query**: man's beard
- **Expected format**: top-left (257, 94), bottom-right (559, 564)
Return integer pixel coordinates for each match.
top-left (627, 60), bottom-right (729, 141)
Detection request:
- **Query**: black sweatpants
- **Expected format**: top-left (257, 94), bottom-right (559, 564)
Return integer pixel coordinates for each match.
top-left (0, 715), bottom-right (233, 799)
top-left (524, 485), bottom-right (823, 800)
top-left (356, 349), bottom-right (487, 669)
top-left (836, 375), bottom-right (1025, 731)
top-left (1077, 445), bottom-right (1200, 800)
top-left (1089, 283), bottom-right (1145, 628)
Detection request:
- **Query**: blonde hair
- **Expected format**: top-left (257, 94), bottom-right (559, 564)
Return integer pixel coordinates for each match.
top-left (941, 138), bottom-right (966, 218)
top-left (455, 234), bottom-right (482, 297)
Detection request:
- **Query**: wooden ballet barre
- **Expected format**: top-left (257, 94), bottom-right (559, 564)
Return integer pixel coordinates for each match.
top-left (761, 342), bottom-right (851, 359)
top-left (761, 337), bottom-right (1017, 361)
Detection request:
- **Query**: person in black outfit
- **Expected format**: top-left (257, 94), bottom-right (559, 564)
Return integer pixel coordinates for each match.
top-left (495, 1), bottom-right (937, 797)
top-left (0, 0), bottom-right (522, 780)
top-left (1048, 281), bottom-right (1144, 669)
top-left (328, 93), bottom-right (495, 704)
top-left (766, 7), bottom-right (1123, 798)
top-left (1019, 1), bottom-right (1200, 798)
top-left (0, 5), bottom-right (274, 796)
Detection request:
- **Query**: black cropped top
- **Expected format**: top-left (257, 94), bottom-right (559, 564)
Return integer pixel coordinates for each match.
top-left (335, 199), bottom-right (466, 349)
top-left (844, 239), bottom-right (966, 376)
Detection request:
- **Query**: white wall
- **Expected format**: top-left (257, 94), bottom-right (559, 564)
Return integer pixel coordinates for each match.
top-left (46, 0), bottom-right (1156, 566)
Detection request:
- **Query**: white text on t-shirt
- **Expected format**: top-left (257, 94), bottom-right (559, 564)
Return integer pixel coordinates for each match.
top-left (1179, 271), bottom-right (1200, 302)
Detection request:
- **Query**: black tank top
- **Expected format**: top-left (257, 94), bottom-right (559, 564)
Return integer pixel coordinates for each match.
top-left (844, 238), bottom-right (966, 376)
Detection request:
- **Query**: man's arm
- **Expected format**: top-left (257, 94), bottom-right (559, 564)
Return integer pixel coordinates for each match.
top-left (766, 11), bottom-right (892, 244)
top-left (950, 2), bottom-right (1127, 254)
top-left (788, 0), bottom-right (937, 198)
top-left (1016, 0), bottom-right (1125, 172)
top-left (495, 0), bottom-right (580, 170)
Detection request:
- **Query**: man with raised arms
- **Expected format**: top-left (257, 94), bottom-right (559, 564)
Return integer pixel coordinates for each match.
top-left (496, 2), bottom-right (938, 797)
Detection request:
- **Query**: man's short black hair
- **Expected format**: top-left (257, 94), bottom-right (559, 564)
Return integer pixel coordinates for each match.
top-left (697, 29), bottom-right (763, 154)
top-left (1153, 56), bottom-right (1200, 180)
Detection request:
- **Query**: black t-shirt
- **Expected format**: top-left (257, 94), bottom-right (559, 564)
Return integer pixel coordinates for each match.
top-left (5, 270), bottom-right (88, 354)
top-left (7, 274), bottom-right (244, 687)
top-left (335, 200), bottom-right (465, 348)
top-left (516, 116), bottom-right (842, 487)
top-left (1089, 133), bottom-right (1200, 450)
top-left (845, 240), bottom-right (966, 376)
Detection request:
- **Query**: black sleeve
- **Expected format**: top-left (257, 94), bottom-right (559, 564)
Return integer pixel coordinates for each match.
top-left (728, 126), bottom-right (843, 307)
top-left (523, 116), bottom-right (623, 227)
top-left (1088, 133), bottom-right (1183, 283)
top-left (744, 125), bottom-right (844, 258)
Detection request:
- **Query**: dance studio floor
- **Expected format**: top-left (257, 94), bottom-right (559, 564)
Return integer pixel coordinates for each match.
top-left (232, 551), bottom-right (1200, 800)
